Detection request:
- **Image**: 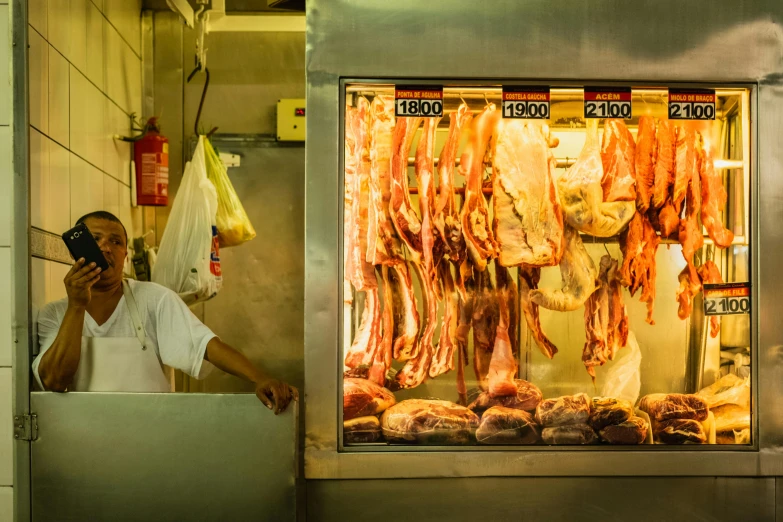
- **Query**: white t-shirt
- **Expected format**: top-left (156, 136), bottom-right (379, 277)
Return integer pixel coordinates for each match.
top-left (32, 279), bottom-right (216, 391)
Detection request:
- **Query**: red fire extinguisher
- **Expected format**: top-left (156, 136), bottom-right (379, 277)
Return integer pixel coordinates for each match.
top-left (133, 118), bottom-right (169, 206)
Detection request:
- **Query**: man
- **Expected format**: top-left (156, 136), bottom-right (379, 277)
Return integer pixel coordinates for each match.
top-left (33, 211), bottom-right (297, 414)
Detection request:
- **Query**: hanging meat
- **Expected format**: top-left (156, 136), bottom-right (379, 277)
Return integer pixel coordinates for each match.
top-left (369, 267), bottom-right (395, 385)
top-left (676, 265), bottom-right (701, 320)
top-left (619, 212), bottom-right (660, 324)
top-left (460, 104), bottom-right (500, 271)
top-left (366, 96), bottom-right (403, 265)
top-left (519, 266), bottom-right (558, 359)
top-left (487, 262), bottom-right (519, 398)
top-left (388, 262), bottom-right (420, 361)
top-left (389, 116), bottom-right (424, 262)
top-left (559, 119), bottom-right (635, 237)
top-left (344, 99), bottom-right (377, 296)
top-left (650, 118), bottom-right (679, 238)
top-left (673, 125), bottom-right (698, 213)
top-left (634, 115), bottom-right (656, 213)
top-left (417, 116), bottom-right (445, 300)
top-left (434, 103), bottom-right (472, 264)
top-left (698, 260), bottom-right (724, 338)
top-left (493, 119), bottom-right (564, 267)
top-left (394, 118), bottom-right (442, 389)
top-left (600, 119), bottom-right (637, 203)
top-left (583, 255), bottom-right (629, 381)
top-left (530, 225), bottom-right (597, 312)
top-left (679, 143), bottom-right (704, 291)
top-left (472, 268), bottom-right (500, 390)
top-left (394, 261), bottom-right (436, 389)
top-left (699, 145), bottom-right (735, 248)
top-left (651, 118), bottom-right (676, 209)
top-left (454, 266), bottom-right (475, 405)
top-left (343, 288), bottom-right (382, 374)
top-left (430, 264), bottom-right (459, 378)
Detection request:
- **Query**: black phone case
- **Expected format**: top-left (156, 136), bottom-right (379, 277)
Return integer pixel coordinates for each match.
top-left (61, 223), bottom-right (110, 271)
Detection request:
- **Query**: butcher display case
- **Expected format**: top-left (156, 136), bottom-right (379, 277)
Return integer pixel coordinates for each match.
top-left (305, 0), bottom-right (783, 482)
top-left (339, 82), bottom-right (751, 449)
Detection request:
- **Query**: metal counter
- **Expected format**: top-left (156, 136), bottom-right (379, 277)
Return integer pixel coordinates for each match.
top-left (30, 392), bottom-right (298, 521)
top-left (304, 0), bottom-right (783, 480)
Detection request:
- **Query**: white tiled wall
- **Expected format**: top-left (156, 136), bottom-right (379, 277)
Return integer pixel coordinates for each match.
top-left (30, 0), bottom-right (141, 243)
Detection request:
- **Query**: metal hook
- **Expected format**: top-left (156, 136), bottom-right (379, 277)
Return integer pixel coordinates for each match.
top-left (459, 92), bottom-right (467, 106)
top-left (186, 60), bottom-right (217, 136)
top-left (483, 92), bottom-right (490, 107)
top-left (603, 243), bottom-right (611, 257)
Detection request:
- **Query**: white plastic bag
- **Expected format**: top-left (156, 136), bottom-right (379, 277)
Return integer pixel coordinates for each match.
top-left (152, 136), bottom-right (222, 305)
top-left (601, 331), bottom-right (642, 405)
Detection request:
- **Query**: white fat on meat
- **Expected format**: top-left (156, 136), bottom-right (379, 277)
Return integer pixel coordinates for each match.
top-left (493, 119), bottom-right (564, 268)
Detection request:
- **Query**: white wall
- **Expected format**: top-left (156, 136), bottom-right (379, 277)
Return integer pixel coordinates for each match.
top-left (0, 0), bottom-right (142, 517)
top-left (27, 0), bottom-right (143, 313)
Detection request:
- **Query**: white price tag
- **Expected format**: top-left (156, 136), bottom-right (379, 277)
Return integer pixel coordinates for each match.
top-left (668, 89), bottom-right (716, 120)
top-left (394, 86), bottom-right (444, 118)
top-left (502, 86), bottom-right (550, 119)
top-left (584, 87), bottom-right (632, 119)
top-left (703, 282), bottom-right (750, 316)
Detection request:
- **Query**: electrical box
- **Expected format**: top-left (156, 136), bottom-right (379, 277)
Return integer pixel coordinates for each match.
top-left (276, 98), bottom-right (306, 141)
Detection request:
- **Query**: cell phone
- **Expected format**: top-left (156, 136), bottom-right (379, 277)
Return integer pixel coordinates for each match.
top-left (62, 223), bottom-right (110, 271)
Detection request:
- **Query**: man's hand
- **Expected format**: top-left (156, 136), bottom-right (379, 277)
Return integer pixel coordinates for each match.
top-left (64, 258), bottom-right (102, 308)
top-left (255, 378), bottom-right (299, 415)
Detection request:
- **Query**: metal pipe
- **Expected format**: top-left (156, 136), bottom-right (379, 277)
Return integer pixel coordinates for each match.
top-left (408, 157), bottom-right (576, 168)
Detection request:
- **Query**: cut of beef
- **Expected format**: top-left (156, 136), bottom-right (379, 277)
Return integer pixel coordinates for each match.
top-left (599, 416), bottom-right (648, 445)
top-left (434, 103), bottom-right (472, 264)
top-left (344, 416), bottom-right (383, 444)
top-left (654, 418), bottom-right (706, 444)
top-left (476, 406), bottom-right (540, 445)
top-left (639, 393), bottom-right (709, 422)
top-left (600, 119), bottom-right (637, 202)
top-left (588, 397), bottom-right (634, 431)
top-left (343, 378), bottom-right (396, 420)
top-left (530, 225), bottom-right (597, 312)
top-left (366, 95), bottom-right (403, 265)
top-left (467, 379), bottom-right (543, 415)
top-left (518, 267), bottom-right (558, 358)
top-left (381, 399), bottom-right (480, 445)
top-left (492, 119), bottom-right (564, 267)
top-left (460, 105), bottom-right (500, 271)
top-left (535, 393), bottom-right (591, 427)
top-left (558, 119), bottom-right (635, 237)
top-left (542, 424), bottom-right (597, 445)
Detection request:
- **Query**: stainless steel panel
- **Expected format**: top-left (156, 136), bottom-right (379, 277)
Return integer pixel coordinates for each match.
top-left (12, 0), bottom-right (32, 518)
top-left (189, 136), bottom-right (305, 394)
top-left (305, 0), bottom-right (783, 478)
top-left (308, 477), bottom-right (776, 522)
top-left (31, 392), bottom-right (298, 521)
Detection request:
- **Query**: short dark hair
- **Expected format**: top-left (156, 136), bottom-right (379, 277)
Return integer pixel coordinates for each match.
top-left (76, 211), bottom-right (128, 244)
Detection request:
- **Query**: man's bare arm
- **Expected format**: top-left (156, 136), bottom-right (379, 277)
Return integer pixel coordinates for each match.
top-left (204, 338), bottom-right (298, 414)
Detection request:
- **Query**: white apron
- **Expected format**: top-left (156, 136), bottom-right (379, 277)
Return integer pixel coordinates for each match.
top-left (70, 281), bottom-right (171, 392)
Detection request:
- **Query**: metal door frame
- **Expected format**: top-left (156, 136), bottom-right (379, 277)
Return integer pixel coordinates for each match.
top-left (11, 0), bottom-right (32, 519)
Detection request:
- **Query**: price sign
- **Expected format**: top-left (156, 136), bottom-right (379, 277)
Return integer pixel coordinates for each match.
top-left (668, 88), bottom-right (716, 120)
top-left (394, 85), bottom-right (444, 117)
top-left (502, 86), bottom-right (550, 119)
top-left (583, 86), bottom-right (632, 119)
top-left (703, 282), bottom-right (750, 316)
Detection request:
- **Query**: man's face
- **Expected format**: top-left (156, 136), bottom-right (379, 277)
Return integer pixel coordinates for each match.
top-left (82, 218), bottom-right (127, 285)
